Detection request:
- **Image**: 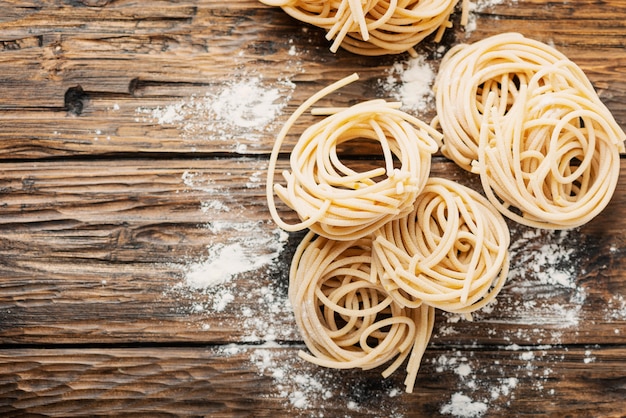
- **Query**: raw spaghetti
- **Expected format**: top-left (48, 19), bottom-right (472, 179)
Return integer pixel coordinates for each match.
top-left (259, 0), bottom-right (461, 56)
top-left (289, 231), bottom-right (435, 393)
top-left (432, 32), bottom-right (625, 229)
top-left (266, 73), bottom-right (441, 241)
top-left (373, 177), bottom-right (510, 316)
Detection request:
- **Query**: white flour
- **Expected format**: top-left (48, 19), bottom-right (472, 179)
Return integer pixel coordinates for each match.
top-left (136, 75), bottom-right (296, 151)
top-left (168, 167), bottom-right (293, 324)
top-left (503, 228), bottom-right (587, 336)
top-left (607, 293), bottom-right (626, 323)
top-left (167, 171), bottom-right (409, 416)
top-left (248, 345), bottom-right (408, 416)
top-left (463, 0), bottom-right (516, 36)
top-left (463, 227), bottom-right (588, 338)
top-left (441, 393), bottom-right (488, 418)
top-left (433, 225), bottom-right (626, 417)
top-left (380, 55), bottom-right (435, 114)
top-left (184, 236), bottom-right (281, 290)
top-left (167, 217), bottom-right (291, 316)
top-left (210, 77), bottom-right (286, 129)
top-left (434, 346), bottom-right (551, 418)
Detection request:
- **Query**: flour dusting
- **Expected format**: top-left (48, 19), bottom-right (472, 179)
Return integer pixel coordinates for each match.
top-left (165, 170), bottom-right (411, 415)
top-left (463, 0), bottom-right (516, 36)
top-left (165, 161), bottom-right (410, 414)
top-left (136, 75), bottom-right (295, 149)
top-left (246, 344), bottom-right (407, 416)
top-left (431, 225), bottom-right (619, 417)
top-left (380, 55), bottom-right (434, 114)
top-left (166, 168), bottom-right (293, 331)
top-left (433, 346), bottom-right (555, 417)
top-left (475, 227), bottom-right (589, 335)
top-left (211, 77), bottom-right (285, 129)
top-left (168, 218), bottom-right (290, 314)
top-left (607, 294), bottom-right (626, 321)
top-left (441, 393), bottom-right (488, 418)
top-left (184, 234), bottom-right (283, 290)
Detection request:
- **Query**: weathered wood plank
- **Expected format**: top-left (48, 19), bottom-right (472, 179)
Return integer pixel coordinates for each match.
top-left (0, 159), bottom-right (624, 347)
top-left (0, 1), bottom-right (624, 159)
top-left (0, 345), bottom-right (624, 417)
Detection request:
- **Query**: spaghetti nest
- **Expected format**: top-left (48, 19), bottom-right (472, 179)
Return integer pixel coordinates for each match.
top-left (373, 177), bottom-right (510, 315)
top-left (433, 32), bottom-right (626, 229)
top-left (260, 0), bottom-right (460, 55)
top-left (267, 73), bottom-right (441, 241)
top-left (274, 74), bottom-right (511, 392)
top-left (290, 231), bottom-right (435, 393)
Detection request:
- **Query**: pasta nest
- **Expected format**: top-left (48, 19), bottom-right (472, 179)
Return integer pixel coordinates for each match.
top-left (433, 32), bottom-right (626, 229)
top-left (373, 177), bottom-right (510, 314)
top-left (273, 98), bottom-right (440, 240)
top-left (260, 0), bottom-right (459, 55)
top-left (289, 231), bottom-right (435, 393)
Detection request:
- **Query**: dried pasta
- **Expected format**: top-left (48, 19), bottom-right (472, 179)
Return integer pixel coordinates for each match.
top-left (289, 231), bottom-right (435, 393)
top-left (274, 71), bottom-right (517, 391)
top-left (373, 177), bottom-right (510, 315)
top-left (432, 32), bottom-right (625, 228)
top-left (266, 73), bottom-right (441, 241)
top-left (266, 29), bottom-right (624, 394)
top-left (259, 0), bottom-right (460, 56)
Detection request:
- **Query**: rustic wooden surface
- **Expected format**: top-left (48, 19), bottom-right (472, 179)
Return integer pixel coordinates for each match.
top-left (0, 1), bottom-right (625, 417)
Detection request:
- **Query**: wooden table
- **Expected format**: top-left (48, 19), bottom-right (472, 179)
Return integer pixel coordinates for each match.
top-left (0, 1), bottom-right (625, 417)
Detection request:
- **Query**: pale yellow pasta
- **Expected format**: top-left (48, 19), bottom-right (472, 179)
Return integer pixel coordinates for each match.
top-left (259, 0), bottom-right (460, 56)
top-left (432, 32), bottom-right (625, 229)
top-left (266, 73), bottom-right (441, 241)
top-left (289, 231), bottom-right (435, 392)
top-left (475, 82), bottom-right (623, 229)
top-left (433, 33), bottom-right (572, 170)
top-left (372, 177), bottom-right (510, 315)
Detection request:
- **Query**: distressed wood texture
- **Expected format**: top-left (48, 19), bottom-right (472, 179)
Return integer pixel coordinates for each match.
top-left (1, 346), bottom-right (625, 417)
top-left (0, 0), bottom-right (625, 417)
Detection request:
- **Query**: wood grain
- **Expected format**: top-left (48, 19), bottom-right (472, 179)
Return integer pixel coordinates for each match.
top-left (1, 346), bottom-right (625, 417)
top-left (0, 159), bottom-right (624, 347)
top-left (0, 0), bottom-right (625, 416)
top-left (0, 1), bottom-right (624, 159)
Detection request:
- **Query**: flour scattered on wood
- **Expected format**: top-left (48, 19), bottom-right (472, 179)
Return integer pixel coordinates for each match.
top-left (135, 75), bottom-right (296, 151)
top-left (433, 226), bottom-right (616, 417)
top-left (211, 77), bottom-right (288, 129)
top-left (379, 55), bottom-right (434, 114)
top-left (469, 227), bottom-right (588, 336)
top-left (165, 169), bottom-right (408, 416)
top-left (215, 343), bottom-right (407, 417)
top-left (441, 393), bottom-right (488, 418)
top-left (166, 168), bottom-right (294, 338)
top-left (434, 346), bottom-right (551, 418)
top-left (607, 293), bottom-right (626, 321)
top-left (463, 0), bottom-right (516, 36)
top-left (183, 232), bottom-right (284, 290)
top-left (250, 345), bottom-right (335, 410)
top-left (168, 217), bottom-right (291, 316)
